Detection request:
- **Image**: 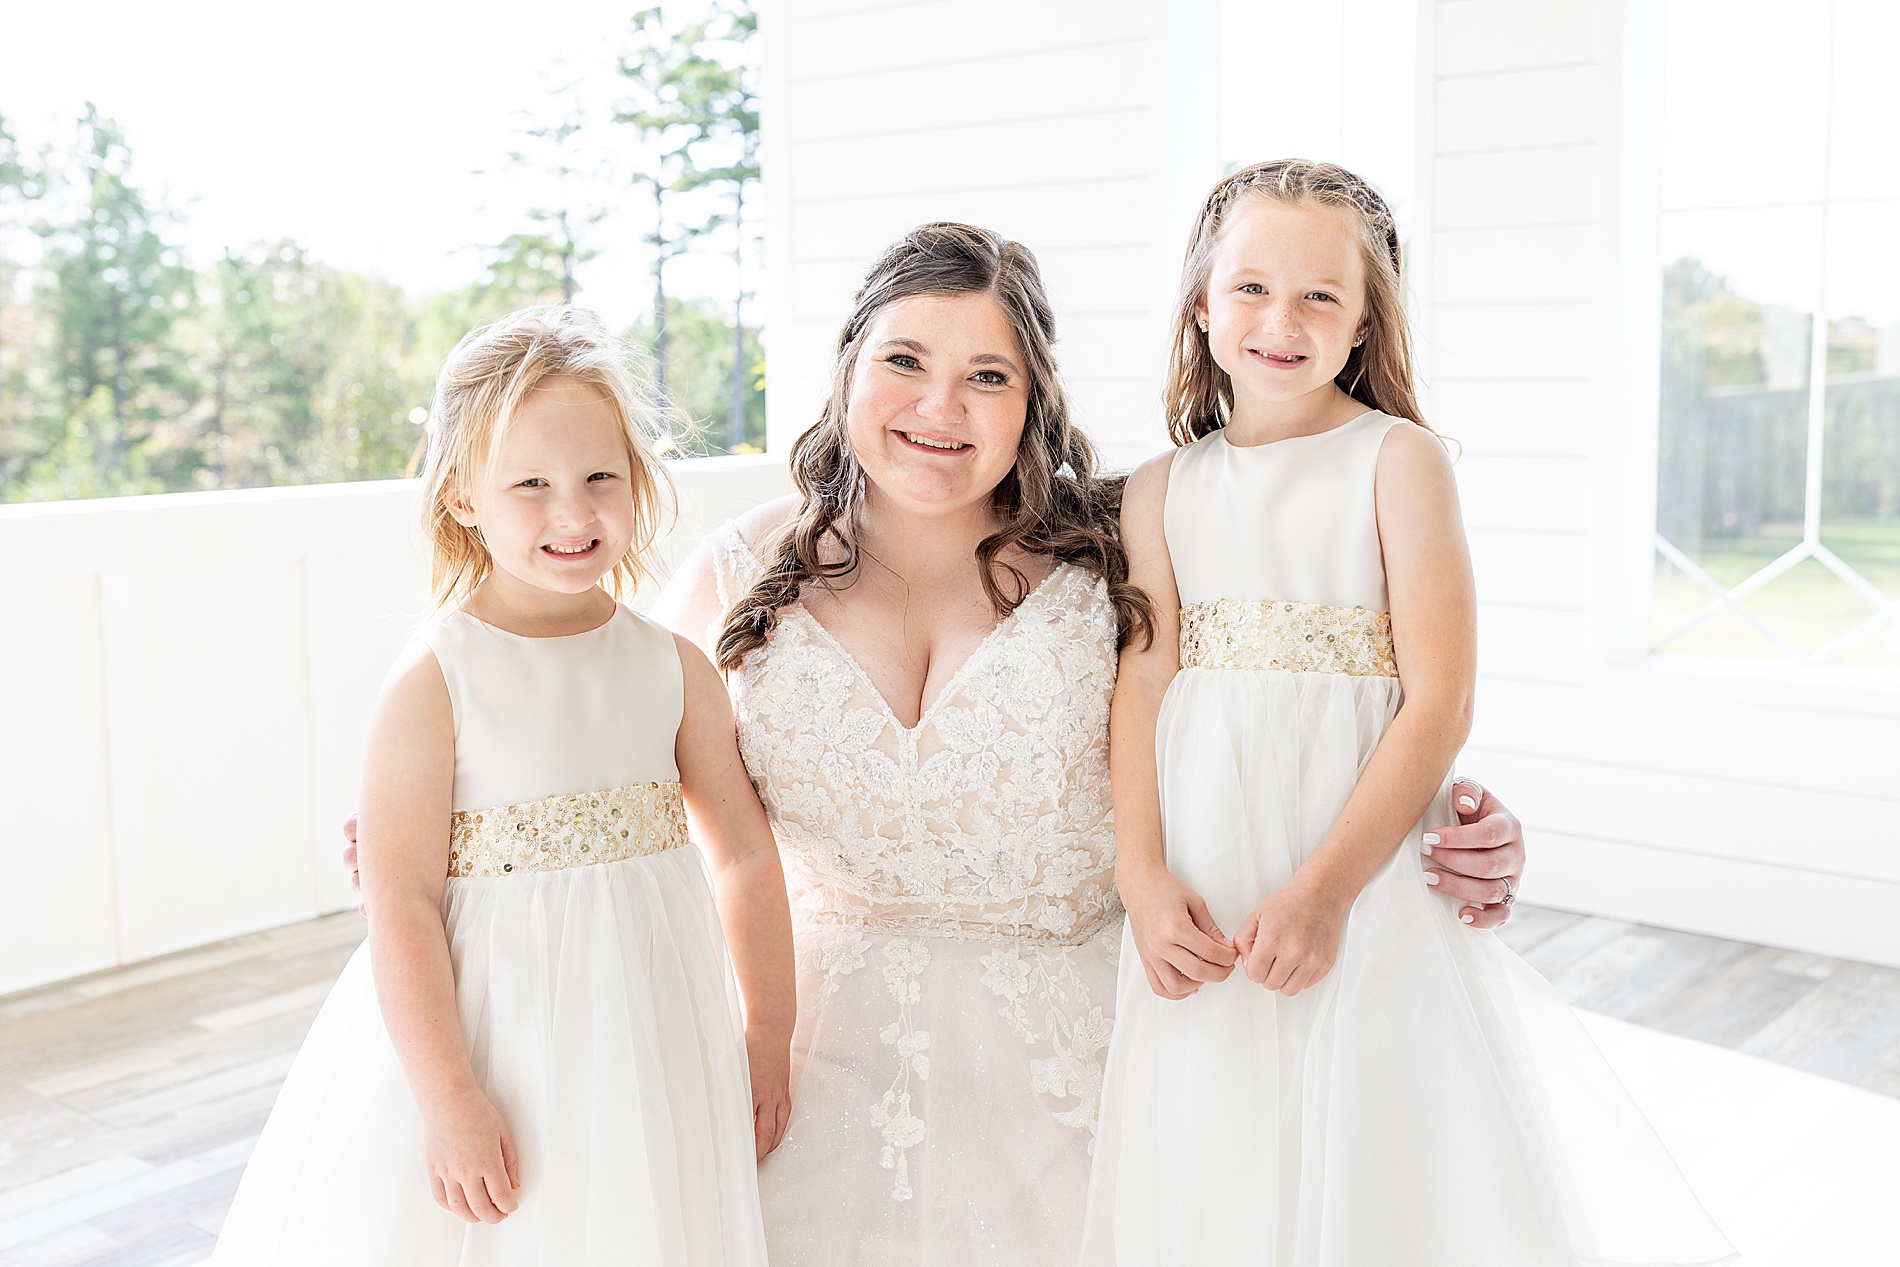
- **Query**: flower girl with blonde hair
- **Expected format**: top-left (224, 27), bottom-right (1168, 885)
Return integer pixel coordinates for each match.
top-left (213, 307), bottom-right (792, 1266)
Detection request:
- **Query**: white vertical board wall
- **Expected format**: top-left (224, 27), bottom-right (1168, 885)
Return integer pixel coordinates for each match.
top-left (1415, 0), bottom-right (1900, 966)
top-left (0, 458), bottom-right (790, 996)
top-left (760, 0), bottom-right (1225, 472)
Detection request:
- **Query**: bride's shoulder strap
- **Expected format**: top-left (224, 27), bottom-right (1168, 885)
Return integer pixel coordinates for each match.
top-left (705, 519), bottom-right (767, 617)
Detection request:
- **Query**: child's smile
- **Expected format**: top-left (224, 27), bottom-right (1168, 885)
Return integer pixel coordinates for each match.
top-left (541, 537), bottom-right (602, 559)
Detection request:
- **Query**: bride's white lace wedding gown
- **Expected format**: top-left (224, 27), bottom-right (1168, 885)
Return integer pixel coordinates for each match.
top-left (707, 524), bottom-right (1121, 1267)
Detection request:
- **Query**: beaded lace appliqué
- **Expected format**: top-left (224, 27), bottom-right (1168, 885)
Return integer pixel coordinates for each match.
top-left (1179, 598), bottom-right (1398, 677)
top-left (979, 938), bottom-right (1116, 1143)
top-left (447, 782), bottom-right (688, 877)
top-left (714, 527), bottom-right (1122, 1199)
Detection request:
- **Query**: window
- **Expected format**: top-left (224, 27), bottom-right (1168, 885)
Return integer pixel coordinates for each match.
top-left (1651, 0), bottom-right (1900, 673)
top-left (0, 2), bottom-right (763, 504)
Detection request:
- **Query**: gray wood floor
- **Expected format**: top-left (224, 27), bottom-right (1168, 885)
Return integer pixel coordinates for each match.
top-left (1, 907), bottom-right (1896, 1265)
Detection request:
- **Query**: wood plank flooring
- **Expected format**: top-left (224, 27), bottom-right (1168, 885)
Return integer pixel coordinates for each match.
top-left (2, 906), bottom-right (1897, 1265)
top-left (0, 916), bottom-right (365, 1267)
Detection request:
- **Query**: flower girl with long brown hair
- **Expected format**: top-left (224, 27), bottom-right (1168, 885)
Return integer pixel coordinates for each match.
top-left (1087, 161), bottom-right (1732, 1267)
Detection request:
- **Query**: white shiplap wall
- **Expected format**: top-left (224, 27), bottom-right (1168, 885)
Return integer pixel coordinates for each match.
top-left (1415, 0), bottom-right (1900, 966)
top-left (761, 0), bottom-right (1224, 471)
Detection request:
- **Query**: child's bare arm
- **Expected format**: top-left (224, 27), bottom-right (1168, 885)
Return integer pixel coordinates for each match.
top-left (672, 633), bottom-right (798, 1161)
top-left (1238, 425), bottom-right (1477, 993)
top-left (1111, 453), bottom-right (1238, 999)
top-left (358, 643), bottom-right (519, 1223)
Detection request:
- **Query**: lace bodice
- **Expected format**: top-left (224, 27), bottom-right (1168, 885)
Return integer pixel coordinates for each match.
top-left (708, 524), bottom-right (1122, 946)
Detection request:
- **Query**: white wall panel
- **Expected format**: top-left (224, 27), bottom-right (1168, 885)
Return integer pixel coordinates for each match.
top-left (1429, 301), bottom-right (1596, 381)
top-left (1466, 749), bottom-right (1900, 887)
top-left (1520, 832), bottom-right (1900, 969)
top-left (100, 559), bottom-right (317, 961)
top-left (1466, 527), bottom-right (1591, 607)
top-left (0, 572), bottom-right (117, 994)
top-left (1474, 678), bottom-right (1900, 803)
top-left (1456, 452), bottom-right (1589, 533)
top-left (304, 540), bottom-right (432, 913)
top-left (1431, 380), bottom-right (1594, 457)
top-left (1029, 245), bottom-right (1158, 318)
top-left (1475, 603), bottom-right (1592, 682)
top-left (788, 113), bottom-right (1151, 202)
top-left (1430, 225), bottom-right (1600, 304)
top-left (787, 42), bottom-right (1151, 138)
top-left (786, 178), bottom-right (1155, 261)
top-left (1434, 64), bottom-right (1600, 153)
top-left (1435, 0), bottom-right (1600, 77)
top-left (784, 3), bottom-right (1151, 77)
top-left (1432, 146), bottom-right (1599, 228)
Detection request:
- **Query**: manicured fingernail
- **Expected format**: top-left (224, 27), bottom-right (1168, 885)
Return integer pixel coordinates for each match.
top-left (1421, 832), bottom-right (1439, 853)
top-left (1457, 795), bottom-right (1477, 810)
top-left (1460, 912), bottom-right (1475, 924)
top-left (1424, 872), bottom-right (1440, 885)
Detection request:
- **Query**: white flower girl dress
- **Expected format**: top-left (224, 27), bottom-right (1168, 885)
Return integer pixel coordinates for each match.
top-left (212, 606), bottom-right (767, 1266)
top-left (1083, 412), bottom-right (1733, 1267)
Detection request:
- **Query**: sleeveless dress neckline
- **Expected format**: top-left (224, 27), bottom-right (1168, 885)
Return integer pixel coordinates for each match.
top-left (1213, 406), bottom-right (1381, 452)
top-left (724, 528), bottom-right (1077, 735)
top-left (447, 605), bottom-right (623, 641)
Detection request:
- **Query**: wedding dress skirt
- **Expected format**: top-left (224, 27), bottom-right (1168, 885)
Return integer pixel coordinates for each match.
top-left (758, 919), bottom-right (1122, 1265)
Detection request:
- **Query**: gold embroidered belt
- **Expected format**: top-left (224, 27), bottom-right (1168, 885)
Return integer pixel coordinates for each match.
top-left (448, 782), bottom-right (689, 878)
top-left (1178, 599), bottom-right (1397, 678)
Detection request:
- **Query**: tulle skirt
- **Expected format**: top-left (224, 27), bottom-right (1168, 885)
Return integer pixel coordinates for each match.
top-left (758, 919), bottom-right (1121, 1266)
top-left (211, 847), bottom-right (767, 1267)
top-left (1081, 668), bottom-right (1734, 1267)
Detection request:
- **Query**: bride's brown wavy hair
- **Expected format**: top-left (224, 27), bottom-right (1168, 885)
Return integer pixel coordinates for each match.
top-left (1165, 159), bottom-right (1430, 445)
top-left (715, 221), bottom-right (1154, 670)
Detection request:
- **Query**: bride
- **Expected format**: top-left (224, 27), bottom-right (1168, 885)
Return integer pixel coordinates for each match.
top-left (653, 222), bottom-right (1527, 1265)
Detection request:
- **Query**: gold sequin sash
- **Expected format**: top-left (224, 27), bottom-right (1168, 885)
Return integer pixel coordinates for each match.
top-left (1178, 599), bottom-right (1397, 678)
top-left (448, 782), bottom-right (689, 878)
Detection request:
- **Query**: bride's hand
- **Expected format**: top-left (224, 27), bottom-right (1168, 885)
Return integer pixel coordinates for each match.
top-left (1119, 864), bottom-right (1237, 999)
top-left (342, 813), bottom-right (364, 914)
top-left (1233, 879), bottom-right (1348, 997)
top-left (747, 1027), bottom-right (793, 1161)
top-left (1420, 777), bottom-right (1525, 929)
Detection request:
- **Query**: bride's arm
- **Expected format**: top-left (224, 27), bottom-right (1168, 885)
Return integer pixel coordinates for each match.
top-left (653, 497), bottom-right (803, 658)
top-left (652, 541), bottom-right (724, 659)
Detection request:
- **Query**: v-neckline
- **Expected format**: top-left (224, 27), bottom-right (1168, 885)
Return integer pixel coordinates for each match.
top-left (728, 529), bottom-right (1070, 734)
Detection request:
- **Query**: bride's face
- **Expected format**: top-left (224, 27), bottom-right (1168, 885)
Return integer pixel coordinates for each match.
top-left (844, 291), bottom-right (1029, 524)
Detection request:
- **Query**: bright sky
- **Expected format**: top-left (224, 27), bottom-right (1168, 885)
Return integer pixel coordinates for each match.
top-left (0, 0), bottom-right (743, 328)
